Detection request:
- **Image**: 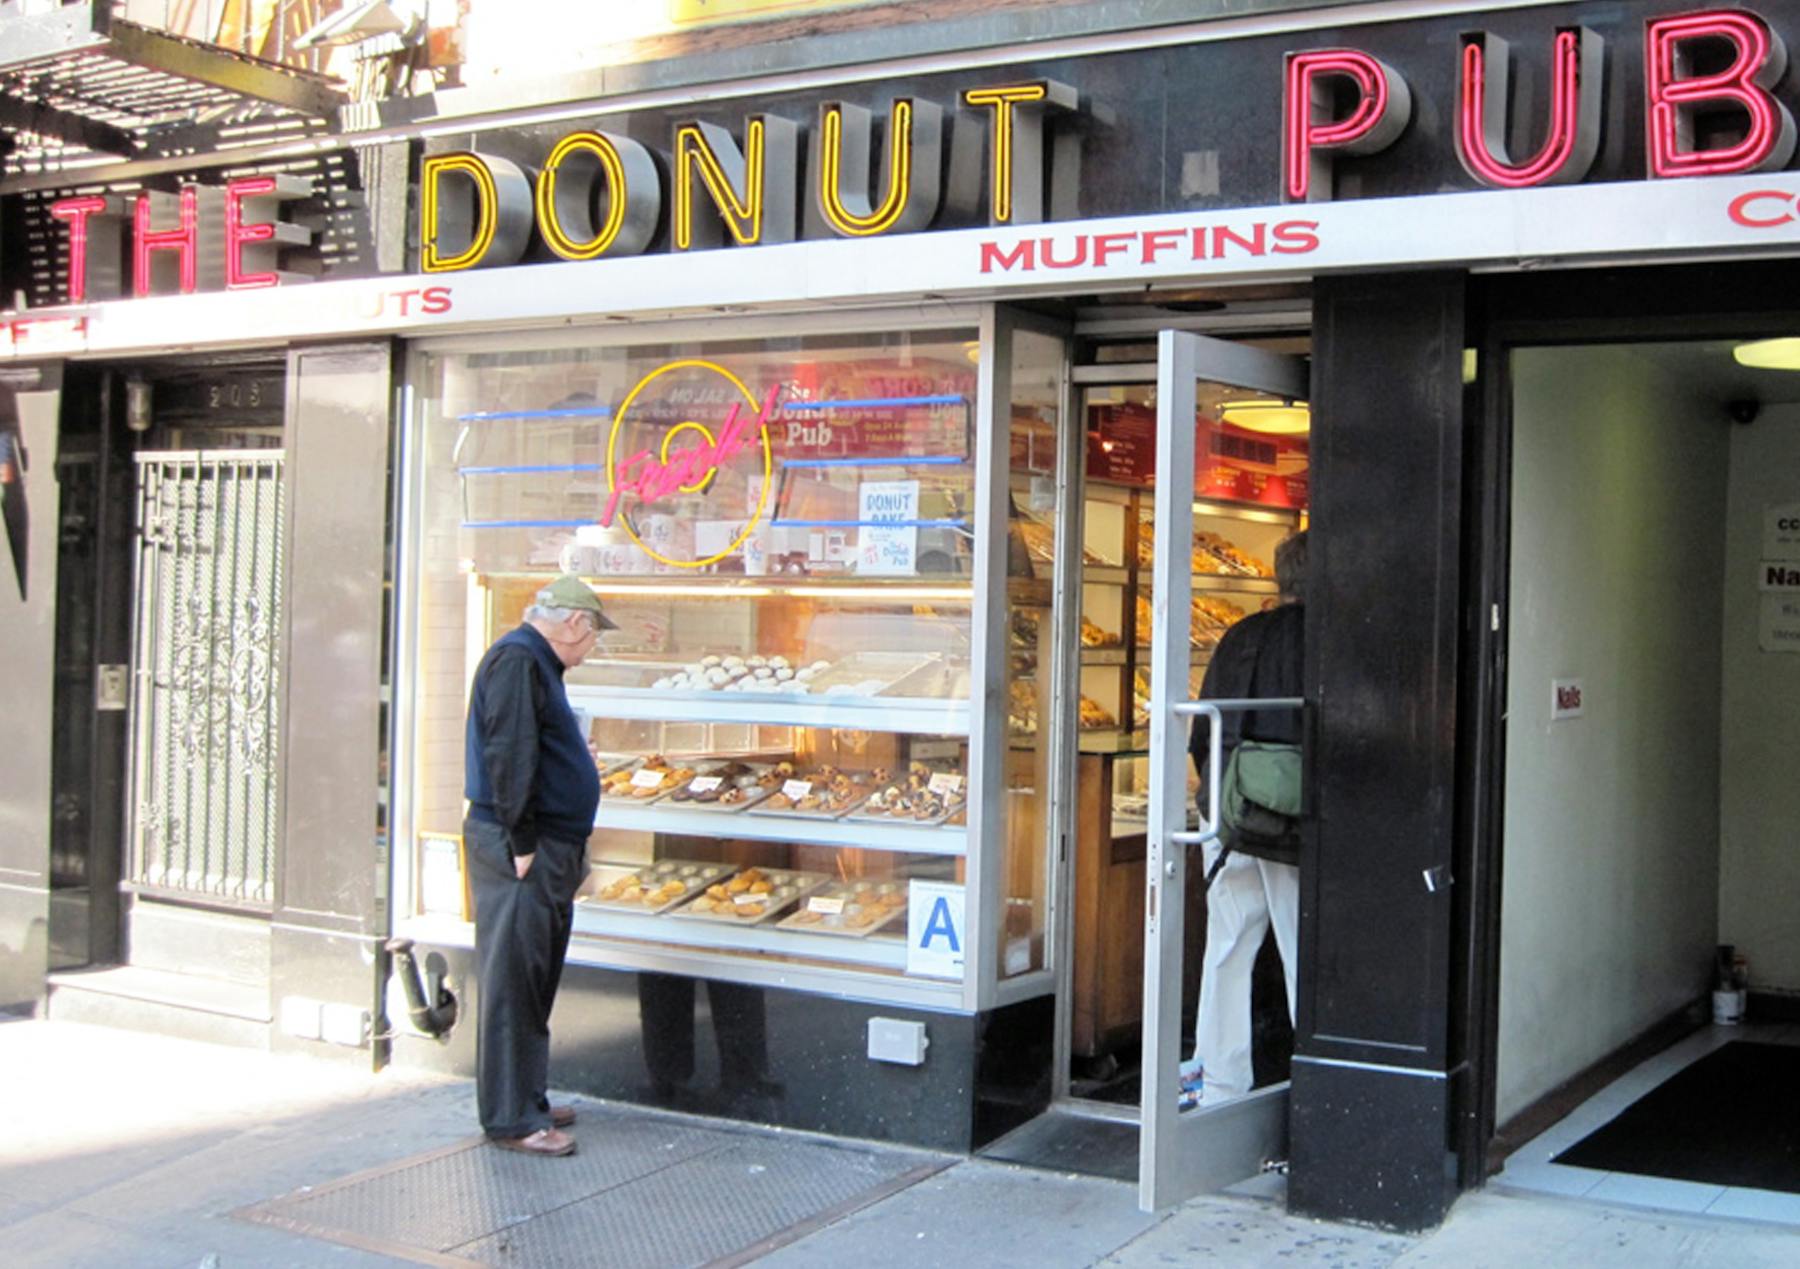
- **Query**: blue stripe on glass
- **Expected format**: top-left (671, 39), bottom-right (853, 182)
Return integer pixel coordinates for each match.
top-left (455, 407), bottom-right (613, 422)
top-left (456, 464), bottom-right (603, 475)
top-left (459, 519), bottom-right (592, 530)
top-left (781, 395), bottom-right (965, 411)
top-left (767, 519), bottom-right (970, 530)
top-left (780, 455), bottom-right (967, 469)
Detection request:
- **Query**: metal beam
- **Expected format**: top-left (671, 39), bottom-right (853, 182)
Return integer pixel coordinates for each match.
top-left (106, 21), bottom-right (344, 120)
top-left (0, 93), bottom-right (134, 156)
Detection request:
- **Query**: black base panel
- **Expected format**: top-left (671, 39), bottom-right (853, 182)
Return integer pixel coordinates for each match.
top-left (1288, 1058), bottom-right (1452, 1232)
top-left (1552, 1042), bottom-right (1800, 1193)
top-left (388, 950), bottom-right (1054, 1154)
top-left (979, 1108), bottom-right (1139, 1182)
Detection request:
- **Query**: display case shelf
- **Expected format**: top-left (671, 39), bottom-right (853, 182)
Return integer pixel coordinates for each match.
top-left (1077, 729), bottom-right (1147, 754)
top-left (572, 905), bottom-right (909, 971)
top-left (1141, 574), bottom-right (1280, 595)
top-left (567, 685), bottom-right (971, 736)
top-left (481, 571), bottom-right (977, 599)
top-left (596, 800), bottom-right (967, 855)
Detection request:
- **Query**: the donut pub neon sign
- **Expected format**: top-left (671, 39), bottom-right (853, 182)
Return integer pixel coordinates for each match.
top-left (597, 359), bottom-right (779, 569)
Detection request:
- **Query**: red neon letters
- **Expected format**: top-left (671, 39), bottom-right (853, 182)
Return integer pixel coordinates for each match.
top-left (47, 197), bottom-right (124, 303)
top-left (1282, 50), bottom-right (1413, 202)
top-left (50, 176), bottom-right (311, 303)
top-left (599, 386), bottom-right (779, 529)
top-left (133, 188), bottom-right (200, 297)
top-left (1646, 9), bottom-right (1796, 178)
top-left (1456, 29), bottom-right (1604, 189)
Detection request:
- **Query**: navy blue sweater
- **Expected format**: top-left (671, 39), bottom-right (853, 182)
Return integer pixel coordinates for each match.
top-left (465, 624), bottom-right (600, 855)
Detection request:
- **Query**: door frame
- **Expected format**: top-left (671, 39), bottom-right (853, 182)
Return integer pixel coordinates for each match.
top-left (1464, 264), bottom-right (1800, 1177)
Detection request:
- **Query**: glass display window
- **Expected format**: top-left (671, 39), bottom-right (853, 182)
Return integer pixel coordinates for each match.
top-left (395, 316), bottom-right (1026, 1006)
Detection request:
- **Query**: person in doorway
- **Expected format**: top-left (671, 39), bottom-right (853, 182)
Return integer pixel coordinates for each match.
top-left (464, 574), bottom-right (617, 1156)
top-left (1187, 530), bottom-right (1307, 1106)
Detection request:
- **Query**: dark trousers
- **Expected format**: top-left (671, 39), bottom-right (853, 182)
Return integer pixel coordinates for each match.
top-left (464, 818), bottom-right (587, 1139)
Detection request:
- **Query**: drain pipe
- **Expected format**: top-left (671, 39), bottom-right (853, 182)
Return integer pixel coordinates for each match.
top-left (386, 938), bottom-right (458, 1037)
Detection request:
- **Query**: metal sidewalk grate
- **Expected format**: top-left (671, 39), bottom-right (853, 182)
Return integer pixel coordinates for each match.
top-left (236, 1103), bottom-right (949, 1268)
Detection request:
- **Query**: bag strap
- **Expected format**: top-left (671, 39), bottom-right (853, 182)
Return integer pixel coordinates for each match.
top-left (1202, 839), bottom-right (1234, 892)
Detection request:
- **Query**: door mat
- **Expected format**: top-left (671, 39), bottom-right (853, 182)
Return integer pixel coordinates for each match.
top-left (1552, 1041), bottom-right (1800, 1192)
top-left (979, 1108), bottom-right (1139, 1182)
top-left (236, 1103), bottom-right (948, 1268)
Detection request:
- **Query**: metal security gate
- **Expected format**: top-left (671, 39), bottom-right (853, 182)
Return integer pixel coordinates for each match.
top-left (129, 451), bottom-right (285, 907)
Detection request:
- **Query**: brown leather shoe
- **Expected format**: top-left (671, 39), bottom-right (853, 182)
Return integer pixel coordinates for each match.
top-left (493, 1127), bottom-right (576, 1157)
top-left (550, 1105), bottom-right (576, 1128)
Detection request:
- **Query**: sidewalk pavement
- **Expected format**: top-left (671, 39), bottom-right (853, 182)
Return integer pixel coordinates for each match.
top-left (4, 1016), bottom-right (1799, 1268)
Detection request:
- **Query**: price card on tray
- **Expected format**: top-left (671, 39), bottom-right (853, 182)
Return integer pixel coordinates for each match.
top-left (733, 892), bottom-right (767, 907)
top-left (687, 776), bottom-right (723, 794)
top-left (631, 768), bottom-right (667, 790)
top-left (782, 779), bottom-right (813, 800)
top-left (807, 895), bottom-right (846, 915)
top-left (927, 772), bottom-right (965, 797)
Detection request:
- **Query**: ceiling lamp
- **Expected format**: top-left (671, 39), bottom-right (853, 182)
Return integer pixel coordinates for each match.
top-left (1733, 338), bottom-right (1800, 370)
top-left (1218, 397), bottom-right (1311, 435)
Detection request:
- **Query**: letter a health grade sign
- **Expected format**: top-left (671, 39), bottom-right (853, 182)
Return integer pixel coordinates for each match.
top-left (906, 881), bottom-right (965, 979)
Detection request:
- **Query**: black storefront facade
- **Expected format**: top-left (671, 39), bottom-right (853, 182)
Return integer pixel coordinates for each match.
top-left (5, 0), bottom-right (1800, 1232)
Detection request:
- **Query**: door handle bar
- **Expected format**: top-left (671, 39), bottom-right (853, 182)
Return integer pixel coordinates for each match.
top-left (1168, 697), bottom-right (1303, 847)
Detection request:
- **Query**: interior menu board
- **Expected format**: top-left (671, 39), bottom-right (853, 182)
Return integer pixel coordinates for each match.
top-left (1087, 402), bottom-right (1310, 510)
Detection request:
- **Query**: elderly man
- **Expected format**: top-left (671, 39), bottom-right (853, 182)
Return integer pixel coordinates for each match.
top-left (464, 574), bottom-right (616, 1156)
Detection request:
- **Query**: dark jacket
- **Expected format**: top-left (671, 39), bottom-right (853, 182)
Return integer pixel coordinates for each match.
top-left (1188, 602), bottom-right (1304, 775)
top-left (465, 624), bottom-right (601, 856)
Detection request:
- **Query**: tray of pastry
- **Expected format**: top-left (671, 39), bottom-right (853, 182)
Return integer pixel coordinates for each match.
top-left (601, 755), bottom-right (700, 802)
top-left (745, 765), bottom-right (875, 820)
top-left (846, 762), bottom-right (967, 826)
top-left (592, 752), bottom-right (639, 778)
top-left (776, 880), bottom-right (910, 938)
top-left (580, 859), bottom-right (738, 914)
top-left (806, 651), bottom-right (947, 700)
top-left (666, 866), bottom-right (831, 925)
top-left (654, 760), bottom-right (779, 812)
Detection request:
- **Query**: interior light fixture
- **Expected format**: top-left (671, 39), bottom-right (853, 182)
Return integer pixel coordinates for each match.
top-left (1732, 338), bottom-right (1800, 370)
top-left (1218, 397), bottom-right (1312, 435)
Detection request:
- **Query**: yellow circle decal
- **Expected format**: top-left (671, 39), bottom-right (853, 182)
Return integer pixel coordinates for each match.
top-left (604, 359), bottom-right (773, 569)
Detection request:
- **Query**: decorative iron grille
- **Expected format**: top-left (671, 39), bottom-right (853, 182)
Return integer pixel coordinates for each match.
top-left (129, 450), bottom-right (284, 906)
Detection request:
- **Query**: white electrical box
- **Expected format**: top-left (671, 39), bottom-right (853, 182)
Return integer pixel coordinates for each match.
top-left (280, 996), bottom-right (323, 1041)
top-left (867, 1017), bottom-right (929, 1066)
top-left (321, 1002), bottom-right (371, 1048)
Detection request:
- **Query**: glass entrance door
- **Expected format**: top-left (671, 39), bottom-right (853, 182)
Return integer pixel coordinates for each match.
top-left (1139, 330), bottom-right (1309, 1211)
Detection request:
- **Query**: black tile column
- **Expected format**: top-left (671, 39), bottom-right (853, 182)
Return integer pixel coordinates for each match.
top-left (1289, 272), bottom-right (1466, 1231)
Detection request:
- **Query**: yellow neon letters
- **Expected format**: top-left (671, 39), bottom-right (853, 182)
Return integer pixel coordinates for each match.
top-left (673, 117), bottom-right (799, 249)
top-left (536, 132), bottom-right (628, 260)
top-left (420, 150), bottom-right (534, 272)
top-left (962, 84), bottom-right (1047, 224)
top-left (421, 153), bottom-right (496, 271)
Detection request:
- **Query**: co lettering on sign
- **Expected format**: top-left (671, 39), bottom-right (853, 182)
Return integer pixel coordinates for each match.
top-left (1729, 189), bottom-right (1800, 228)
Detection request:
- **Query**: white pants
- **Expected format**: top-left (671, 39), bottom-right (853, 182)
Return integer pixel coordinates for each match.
top-left (1194, 844), bottom-right (1299, 1105)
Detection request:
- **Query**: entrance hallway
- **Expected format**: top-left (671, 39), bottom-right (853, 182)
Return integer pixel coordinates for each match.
top-left (7, 1016), bottom-right (1800, 1268)
top-left (1494, 1022), bottom-right (1800, 1225)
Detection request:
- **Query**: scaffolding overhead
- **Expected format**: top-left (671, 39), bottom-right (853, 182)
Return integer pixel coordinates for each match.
top-left (0, 2), bottom-right (343, 178)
